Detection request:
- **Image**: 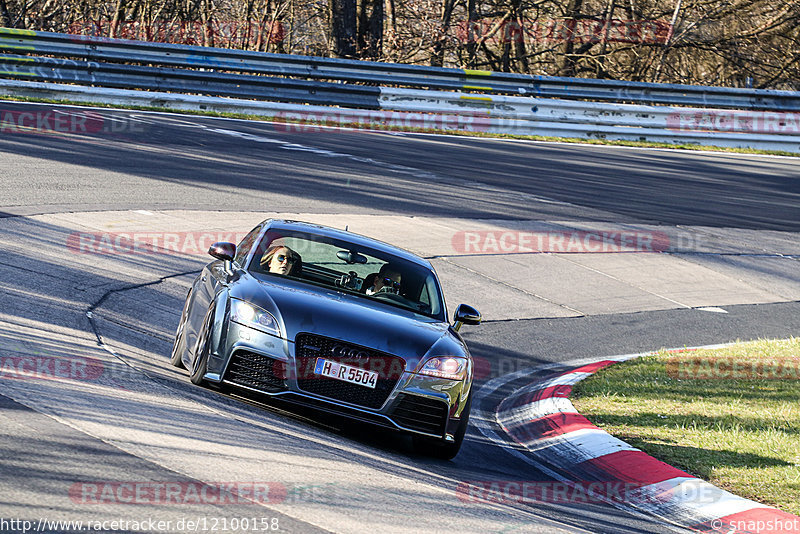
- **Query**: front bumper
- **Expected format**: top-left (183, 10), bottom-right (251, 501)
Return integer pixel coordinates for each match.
top-left (205, 321), bottom-right (469, 440)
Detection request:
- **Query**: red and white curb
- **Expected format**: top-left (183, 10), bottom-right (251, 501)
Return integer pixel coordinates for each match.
top-left (493, 345), bottom-right (800, 534)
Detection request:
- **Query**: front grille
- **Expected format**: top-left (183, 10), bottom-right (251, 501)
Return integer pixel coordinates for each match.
top-left (390, 394), bottom-right (449, 436)
top-left (224, 351), bottom-right (286, 393)
top-left (294, 333), bottom-right (405, 410)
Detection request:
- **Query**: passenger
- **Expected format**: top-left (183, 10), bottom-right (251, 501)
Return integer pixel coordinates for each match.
top-left (365, 264), bottom-right (402, 295)
top-left (260, 245), bottom-right (302, 276)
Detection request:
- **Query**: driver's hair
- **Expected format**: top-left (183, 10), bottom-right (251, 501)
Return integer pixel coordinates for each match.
top-left (260, 245), bottom-right (302, 275)
top-left (378, 263), bottom-right (400, 279)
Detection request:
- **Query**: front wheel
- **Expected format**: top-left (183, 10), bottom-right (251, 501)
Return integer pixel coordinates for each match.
top-left (190, 304), bottom-right (215, 386)
top-left (412, 395), bottom-right (471, 460)
top-left (170, 289), bottom-right (192, 369)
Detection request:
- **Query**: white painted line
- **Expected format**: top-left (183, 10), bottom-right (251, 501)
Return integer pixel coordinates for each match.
top-left (208, 127), bottom-right (442, 181)
top-left (556, 430), bottom-right (640, 460)
top-left (633, 477), bottom-right (771, 518)
top-left (556, 255), bottom-right (693, 310)
top-left (508, 427), bottom-right (640, 460)
top-left (534, 371), bottom-right (596, 389)
top-left (498, 396), bottom-right (578, 427)
top-left (695, 306), bottom-right (729, 313)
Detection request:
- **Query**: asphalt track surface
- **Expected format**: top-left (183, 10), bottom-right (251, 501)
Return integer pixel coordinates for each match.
top-left (1, 102), bottom-right (799, 534)
top-left (1, 102), bottom-right (798, 231)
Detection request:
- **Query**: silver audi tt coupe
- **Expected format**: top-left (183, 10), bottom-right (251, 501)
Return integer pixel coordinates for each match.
top-left (170, 220), bottom-right (481, 458)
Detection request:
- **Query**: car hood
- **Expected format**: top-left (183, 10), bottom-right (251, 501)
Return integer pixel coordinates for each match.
top-left (231, 274), bottom-right (463, 368)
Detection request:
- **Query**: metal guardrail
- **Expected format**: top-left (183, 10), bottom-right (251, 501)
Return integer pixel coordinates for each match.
top-left (0, 27), bottom-right (798, 152)
top-left (0, 52), bottom-right (381, 108)
top-left (2, 78), bottom-right (798, 153)
top-left (1, 27), bottom-right (800, 111)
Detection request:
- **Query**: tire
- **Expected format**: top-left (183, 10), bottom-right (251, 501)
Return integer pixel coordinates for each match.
top-left (413, 394), bottom-right (472, 460)
top-left (190, 304), bottom-right (215, 386)
top-left (169, 290), bottom-right (192, 369)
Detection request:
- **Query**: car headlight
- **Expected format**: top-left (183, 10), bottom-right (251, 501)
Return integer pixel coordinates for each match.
top-left (230, 299), bottom-right (280, 337)
top-left (418, 356), bottom-right (469, 381)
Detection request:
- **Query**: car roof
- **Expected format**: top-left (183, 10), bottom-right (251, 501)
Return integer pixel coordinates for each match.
top-left (262, 219), bottom-right (433, 269)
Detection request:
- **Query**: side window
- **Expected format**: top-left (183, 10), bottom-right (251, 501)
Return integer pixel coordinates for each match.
top-left (234, 225), bottom-right (262, 267)
top-left (419, 282), bottom-right (431, 307)
top-left (423, 276), bottom-right (441, 316)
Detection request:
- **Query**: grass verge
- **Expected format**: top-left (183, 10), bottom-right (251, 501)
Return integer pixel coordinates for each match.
top-left (571, 338), bottom-right (800, 514)
top-left (1, 94), bottom-right (798, 157)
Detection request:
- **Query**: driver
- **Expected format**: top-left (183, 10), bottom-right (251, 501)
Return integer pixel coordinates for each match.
top-left (260, 245), bottom-right (302, 276)
top-left (365, 264), bottom-right (402, 295)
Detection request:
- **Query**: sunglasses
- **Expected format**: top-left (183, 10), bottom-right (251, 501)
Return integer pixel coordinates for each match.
top-left (381, 277), bottom-right (400, 287)
top-left (276, 254), bottom-right (296, 264)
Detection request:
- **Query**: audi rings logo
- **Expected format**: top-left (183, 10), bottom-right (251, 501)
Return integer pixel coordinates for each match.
top-left (330, 344), bottom-right (370, 360)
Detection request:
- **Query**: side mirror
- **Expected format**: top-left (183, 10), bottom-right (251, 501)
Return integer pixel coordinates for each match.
top-left (453, 304), bottom-right (481, 332)
top-left (208, 242), bottom-right (236, 262)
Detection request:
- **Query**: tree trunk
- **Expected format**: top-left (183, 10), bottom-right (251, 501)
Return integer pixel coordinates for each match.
top-left (595, 0), bottom-right (616, 78)
top-left (555, 0), bottom-right (582, 77)
top-left (330, 0), bottom-right (357, 58)
top-left (0, 0), bottom-right (13, 28)
top-left (430, 0), bottom-right (456, 67)
top-left (357, 0), bottom-right (383, 60)
top-left (464, 0), bottom-right (478, 68)
top-left (110, 0), bottom-right (127, 38)
top-left (511, 0), bottom-right (528, 73)
top-left (200, 0), bottom-right (214, 47)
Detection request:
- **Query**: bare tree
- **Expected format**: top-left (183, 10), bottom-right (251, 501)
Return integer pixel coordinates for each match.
top-left (357, 0), bottom-right (383, 59)
top-left (3, 0), bottom-right (796, 89)
top-left (330, 0), bottom-right (356, 57)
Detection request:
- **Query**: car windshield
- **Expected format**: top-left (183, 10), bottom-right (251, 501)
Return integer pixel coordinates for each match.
top-left (246, 229), bottom-right (446, 320)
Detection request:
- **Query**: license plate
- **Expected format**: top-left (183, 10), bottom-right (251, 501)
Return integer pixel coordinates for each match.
top-left (313, 358), bottom-right (378, 389)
